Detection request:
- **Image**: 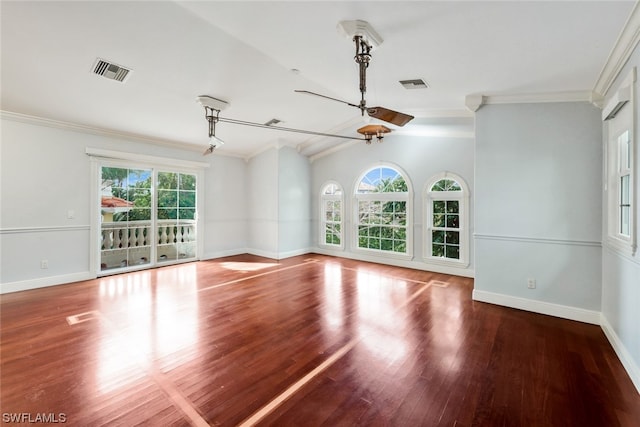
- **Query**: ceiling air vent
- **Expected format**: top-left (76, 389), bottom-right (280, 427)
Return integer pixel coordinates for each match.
top-left (399, 79), bottom-right (428, 89)
top-left (264, 118), bottom-right (282, 126)
top-left (92, 58), bottom-right (131, 83)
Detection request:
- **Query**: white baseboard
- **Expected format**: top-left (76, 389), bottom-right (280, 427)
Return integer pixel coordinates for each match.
top-left (201, 248), bottom-right (249, 260)
top-left (313, 247), bottom-right (475, 278)
top-left (472, 289), bottom-right (601, 325)
top-left (600, 315), bottom-right (640, 394)
top-left (246, 247), bottom-right (312, 260)
top-left (1, 271), bottom-right (95, 294)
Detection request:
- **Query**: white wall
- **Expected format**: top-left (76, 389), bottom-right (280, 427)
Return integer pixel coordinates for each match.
top-left (246, 147), bottom-right (279, 258)
top-left (202, 154), bottom-right (248, 259)
top-left (245, 145), bottom-right (312, 259)
top-left (0, 115), bottom-right (248, 292)
top-left (311, 131), bottom-right (475, 276)
top-left (600, 45), bottom-right (640, 392)
top-left (474, 102), bottom-right (603, 323)
top-left (278, 146), bottom-right (311, 256)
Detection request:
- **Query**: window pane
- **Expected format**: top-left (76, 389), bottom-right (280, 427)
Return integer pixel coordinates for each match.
top-left (381, 239), bottom-right (393, 251)
top-left (433, 214), bottom-right (445, 227)
top-left (445, 245), bottom-right (460, 259)
top-left (432, 244), bottom-right (445, 257)
top-left (179, 208), bottom-right (195, 220)
top-left (621, 175), bottom-right (630, 205)
top-left (179, 191), bottom-right (196, 208)
top-left (393, 242), bottom-right (406, 253)
top-left (358, 225), bottom-right (368, 237)
top-left (433, 200), bottom-right (445, 214)
top-left (158, 190), bottom-right (177, 207)
top-left (431, 178), bottom-right (462, 192)
top-left (369, 237), bottom-right (380, 249)
top-left (446, 214), bottom-right (459, 228)
top-left (446, 200), bottom-right (459, 213)
top-left (619, 131), bottom-right (630, 170)
top-left (179, 174), bottom-right (196, 191)
top-left (129, 208), bottom-right (151, 221)
top-left (621, 206), bottom-right (630, 236)
top-left (157, 208), bottom-right (177, 220)
top-left (393, 228), bottom-right (406, 240)
top-left (433, 230), bottom-right (445, 243)
top-left (446, 231), bottom-right (460, 244)
top-left (357, 167), bottom-right (406, 193)
top-left (157, 172), bottom-right (178, 190)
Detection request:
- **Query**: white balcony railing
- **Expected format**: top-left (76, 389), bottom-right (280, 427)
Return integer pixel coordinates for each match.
top-left (100, 220), bottom-right (196, 269)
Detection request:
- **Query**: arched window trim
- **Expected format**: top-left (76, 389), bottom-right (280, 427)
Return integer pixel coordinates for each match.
top-left (423, 172), bottom-right (470, 268)
top-left (353, 162), bottom-right (413, 259)
top-left (319, 180), bottom-right (344, 250)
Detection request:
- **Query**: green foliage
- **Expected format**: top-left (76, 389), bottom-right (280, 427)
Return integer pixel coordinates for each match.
top-left (107, 169), bottom-right (196, 222)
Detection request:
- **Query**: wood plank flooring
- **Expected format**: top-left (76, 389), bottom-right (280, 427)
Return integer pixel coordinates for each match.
top-left (1, 254), bottom-right (639, 426)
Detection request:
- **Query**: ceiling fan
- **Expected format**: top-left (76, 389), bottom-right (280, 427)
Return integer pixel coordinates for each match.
top-left (296, 20), bottom-right (414, 128)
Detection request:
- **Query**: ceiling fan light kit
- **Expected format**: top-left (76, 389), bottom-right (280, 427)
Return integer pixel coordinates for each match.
top-left (357, 124), bottom-right (391, 144)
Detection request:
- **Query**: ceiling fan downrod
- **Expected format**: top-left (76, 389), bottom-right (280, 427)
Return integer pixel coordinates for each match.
top-left (354, 35), bottom-right (372, 115)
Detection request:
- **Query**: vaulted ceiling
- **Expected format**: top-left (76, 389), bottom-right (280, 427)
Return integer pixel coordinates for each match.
top-left (1, 1), bottom-right (635, 158)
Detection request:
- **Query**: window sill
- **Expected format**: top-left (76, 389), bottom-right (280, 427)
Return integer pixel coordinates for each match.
top-left (605, 235), bottom-right (637, 258)
top-left (422, 256), bottom-right (469, 268)
top-left (354, 247), bottom-right (413, 261)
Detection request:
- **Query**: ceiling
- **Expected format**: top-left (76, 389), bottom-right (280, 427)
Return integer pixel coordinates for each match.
top-left (0, 1), bottom-right (635, 159)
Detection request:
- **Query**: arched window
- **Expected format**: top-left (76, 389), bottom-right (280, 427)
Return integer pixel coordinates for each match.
top-left (424, 173), bottom-right (469, 267)
top-left (354, 164), bottom-right (412, 257)
top-left (320, 181), bottom-right (343, 248)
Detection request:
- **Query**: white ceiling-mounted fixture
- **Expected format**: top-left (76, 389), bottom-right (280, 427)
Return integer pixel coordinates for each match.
top-left (337, 20), bottom-right (383, 49)
top-left (92, 58), bottom-right (132, 83)
top-left (197, 95), bottom-right (229, 111)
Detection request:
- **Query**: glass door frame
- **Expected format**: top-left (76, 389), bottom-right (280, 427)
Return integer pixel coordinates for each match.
top-left (88, 149), bottom-right (206, 277)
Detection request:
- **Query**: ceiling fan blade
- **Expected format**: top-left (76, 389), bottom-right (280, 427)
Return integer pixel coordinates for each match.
top-left (366, 107), bottom-right (414, 127)
top-left (295, 90), bottom-right (360, 108)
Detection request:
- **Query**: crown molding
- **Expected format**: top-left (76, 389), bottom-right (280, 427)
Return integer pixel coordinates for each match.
top-left (593, 0), bottom-right (640, 98)
top-left (0, 110), bottom-right (246, 160)
top-left (465, 91), bottom-right (602, 111)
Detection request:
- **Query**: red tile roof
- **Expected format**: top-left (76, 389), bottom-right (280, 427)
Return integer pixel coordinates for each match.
top-left (101, 196), bottom-right (133, 208)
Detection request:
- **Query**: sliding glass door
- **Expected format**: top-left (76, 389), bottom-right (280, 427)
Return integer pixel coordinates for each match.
top-left (156, 171), bottom-right (197, 264)
top-left (99, 164), bottom-right (198, 274)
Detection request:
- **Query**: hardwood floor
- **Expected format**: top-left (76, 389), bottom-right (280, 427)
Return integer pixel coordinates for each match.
top-left (1, 254), bottom-right (639, 426)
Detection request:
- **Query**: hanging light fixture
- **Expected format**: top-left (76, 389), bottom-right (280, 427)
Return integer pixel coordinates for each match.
top-left (198, 95), bottom-right (228, 155)
top-left (357, 124), bottom-right (391, 144)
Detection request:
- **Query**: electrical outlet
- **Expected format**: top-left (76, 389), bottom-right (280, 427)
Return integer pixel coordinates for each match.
top-left (527, 278), bottom-right (536, 289)
top-left (40, 259), bottom-right (49, 269)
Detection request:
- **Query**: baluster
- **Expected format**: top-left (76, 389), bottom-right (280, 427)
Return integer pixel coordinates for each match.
top-left (160, 225), bottom-right (168, 244)
top-left (169, 225), bottom-right (176, 244)
top-left (114, 227), bottom-right (121, 249)
top-left (136, 226), bottom-right (143, 246)
top-left (103, 229), bottom-right (112, 250)
top-left (128, 227), bottom-right (134, 248)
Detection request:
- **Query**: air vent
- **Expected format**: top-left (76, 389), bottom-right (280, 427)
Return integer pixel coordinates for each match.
top-left (92, 58), bottom-right (131, 83)
top-left (399, 79), bottom-right (428, 89)
top-left (264, 118), bottom-right (282, 126)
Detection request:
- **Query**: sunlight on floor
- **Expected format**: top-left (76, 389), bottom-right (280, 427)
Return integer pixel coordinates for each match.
top-left (219, 261), bottom-right (279, 272)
